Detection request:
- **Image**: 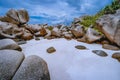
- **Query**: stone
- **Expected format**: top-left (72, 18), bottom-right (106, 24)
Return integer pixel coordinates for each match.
top-left (47, 47), bottom-right (56, 53)
top-left (35, 37), bottom-right (40, 40)
top-left (101, 40), bottom-right (109, 44)
top-left (40, 27), bottom-right (47, 36)
top-left (6, 9), bottom-right (19, 24)
top-left (62, 32), bottom-right (73, 40)
top-left (77, 36), bottom-right (87, 43)
top-left (92, 50), bottom-right (108, 57)
top-left (0, 15), bottom-right (19, 24)
top-left (0, 50), bottom-right (24, 80)
top-left (17, 9), bottom-right (29, 24)
top-left (0, 39), bottom-right (22, 51)
top-left (13, 39), bottom-right (27, 45)
top-left (102, 44), bottom-right (120, 51)
top-left (17, 41), bottom-right (27, 45)
top-left (85, 26), bottom-right (102, 43)
top-left (51, 27), bottom-right (61, 37)
top-left (0, 9), bottom-right (29, 25)
top-left (34, 32), bottom-right (41, 37)
top-left (0, 21), bottom-right (18, 39)
top-left (21, 31), bottom-right (33, 40)
top-left (73, 18), bottom-right (82, 24)
top-left (75, 45), bottom-right (87, 50)
top-left (28, 24), bottom-right (42, 32)
top-left (112, 52), bottom-right (120, 62)
top-left (12, 55), bottom-right (50, 80)
top-left (71, 25), bottom-right (85, 38)
top-left (96, 11), bottom-right (120, 46)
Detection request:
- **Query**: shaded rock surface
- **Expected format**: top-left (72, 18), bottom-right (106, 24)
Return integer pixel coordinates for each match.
top-left (96, 9), bottom-right (120, 46)
top-left (102, 44), bottom-right (120, 51)
top-left (85, 26), bottom-right (102, 43)
top-left (112, 52), bottom-right (120, 62)
top-left (0, 9), bottom-right (29, 25)
top-left (0, 39), bottom-right (22, 51)
top-left (51, 27), bottom-right (61, 37)
top-left (12, 55), bottom-right (50, 80)
top-left (75, 45), bottom-right (87, 50)
top-left (47, 47), bottom-right (56, 53)
top-left (71, 25), bottom-right (85, 38)
top-left (0, 21), bottom-right (18, 39)
top-left (39, 27), bottom-right (47, 36)
top-left (0, 50), bottom-right (24, 80)
top-left (92, 50), bottom-right (108, 57)
top-left (62, 32), bottom-right (73, 40)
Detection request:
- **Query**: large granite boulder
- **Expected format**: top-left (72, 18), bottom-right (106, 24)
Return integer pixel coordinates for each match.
top-left (51, 27), bottom-right (61, 37)
top-left (17, 9), bottom-right (29, 24)
top-left (0, 39), bottom-right (22, 51)
top-left (96, 9), bottom-right (120, 46)
top-left (112, 52), bottom-right (120, 62)
top-left (0, 21), bottom-right (18, 39)
top-left (0, 50), bottom-right (24, 80)
top-left (73, 18), bottom-right (82, 24)
top-left (12, 55), bottom-right (50, 80)
top-left (102, 44), bottom-right (120, 51)
top-left (21, 30), bottom-right (33, 40)
top-left (85, 26), bottom-right (102, 43)
top-left (0, 9), bottom-right (29, 25)
top-left (71, 25), bottom-right (85, 38)
top-left (62, 32), bottom-right (73, 40)
top-left (39, 27), bottom-right (47, 37)
top-left (0, 21), bottom-right (33, 40)
top-left (28, 24), bottom-right (42, 32)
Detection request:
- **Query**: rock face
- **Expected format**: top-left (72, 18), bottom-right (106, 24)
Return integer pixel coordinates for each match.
top-left (0, 21), bottom-right (18, 39)
top-left (96, 9), bottom-right (120, 46)
top-left (92, 50), bottom-right (108, 57)
top-left (71, 25), bottom-right (85, 38)
top-left (112, 52), bottom-right (120, 62)
top-left (17, 9), bottom-right (29, 24)
top-left (62, 32), bottom-right (73, 40)
top-left (21, 31), bottom-right (33, 40)
top-left (47, 47), bottom-right (56, 53)
top-left (0, 9), bottom-right (29, 25)
top-left (12, 55), bottom-right (50, 80)
top-left (85, 26), bottom-right (102, 43)
top-left (102, 44), bottom-right (120, 51)
top-left (51, 27), bottom-right (61, 37)
top-left (0, 39), bottom-right (22, 51)
top-left (0, 21), bottom-right (33, 40)
top-left (0, 50), bottom-right (24, 80)
top-left (40, 27), bottom-right (47, 36)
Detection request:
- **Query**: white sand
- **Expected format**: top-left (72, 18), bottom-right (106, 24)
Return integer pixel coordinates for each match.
top-left (20, 38), bottom-right (120, 80)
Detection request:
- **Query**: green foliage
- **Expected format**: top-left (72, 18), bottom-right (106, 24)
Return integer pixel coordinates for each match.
top-left (80, 0), bottom-right (120, 28)
top-left (80, 12), bottom-right (103, 28)
top-left (103, 0), bottom-right (120, 14)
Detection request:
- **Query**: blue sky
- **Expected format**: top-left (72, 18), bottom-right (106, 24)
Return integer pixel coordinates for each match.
top-left (0, 0), bottom-right (113, 25)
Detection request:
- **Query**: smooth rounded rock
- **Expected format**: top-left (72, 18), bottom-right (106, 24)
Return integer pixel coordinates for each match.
top-left (47, 47), bottom-right (56, 53)
top-left (0, 39), bottom-right (22, 51)
top-left (112, 52), bottom-right (120, 62)
top-left (92, 50), bottom-right (108, 57)
top-left (12, 55), bottom-right (50, 80)
top-left (96, 11), bottom-right (120, 46)
top-left (0, 50), bottom-right (24, 80)
top-left (75, 45), bottom-right (87, 50)
top-left (102, 44), bottom-right (120, 51)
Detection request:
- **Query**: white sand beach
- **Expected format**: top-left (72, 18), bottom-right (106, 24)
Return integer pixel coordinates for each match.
top-left (20, 38), bottom-right (120, 80)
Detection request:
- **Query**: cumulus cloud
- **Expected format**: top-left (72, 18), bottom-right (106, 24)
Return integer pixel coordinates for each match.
top-left (0, 0), bottom-right (112, 25)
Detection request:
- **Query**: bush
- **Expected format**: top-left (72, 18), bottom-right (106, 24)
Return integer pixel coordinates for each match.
top-left (79, 0), bottom-right (120, 29)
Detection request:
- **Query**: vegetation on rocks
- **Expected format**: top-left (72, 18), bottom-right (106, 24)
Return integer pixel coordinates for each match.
top-left (80, 0), bottom-right (120, 28)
